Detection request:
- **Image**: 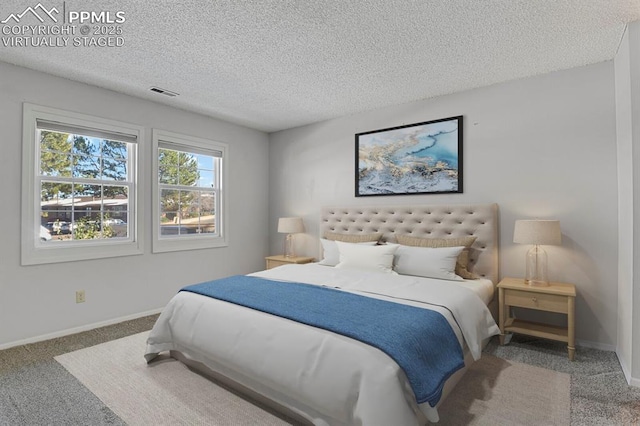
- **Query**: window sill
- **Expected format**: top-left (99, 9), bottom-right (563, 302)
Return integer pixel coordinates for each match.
top-left (22, 240), bottom-right (143, 265)
top-left (152, 236), bottom-right (228, 254)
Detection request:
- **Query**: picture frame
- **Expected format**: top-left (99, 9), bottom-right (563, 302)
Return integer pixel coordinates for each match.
top-left (355, 115), bottom-right (463, 197)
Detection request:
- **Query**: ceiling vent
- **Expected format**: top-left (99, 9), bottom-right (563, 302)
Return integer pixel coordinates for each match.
top-left (149, 87), bottom-right (179, 97)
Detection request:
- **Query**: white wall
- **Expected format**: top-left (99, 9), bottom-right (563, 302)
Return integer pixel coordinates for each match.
top-left (269, 62), bottom-right (618, 348)
top-left (615, 21), bottom-right (640, 386)
top-left (0, 61), bottom-right (270, 347)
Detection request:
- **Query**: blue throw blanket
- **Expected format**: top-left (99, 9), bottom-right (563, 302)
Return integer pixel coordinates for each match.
top-left (181, 275), bottom-right (464, 406)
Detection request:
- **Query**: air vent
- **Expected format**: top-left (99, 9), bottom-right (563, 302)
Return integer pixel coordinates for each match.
top-left (149, 87), bottom-right (179, 97)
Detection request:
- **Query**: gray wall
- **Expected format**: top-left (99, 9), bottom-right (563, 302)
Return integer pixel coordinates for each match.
top-left (269, 62), bottom-right (619, 348)
top-left (0, 61), bottom-right (270, 347)
top-left (615, 21), bottom-right (640, 386)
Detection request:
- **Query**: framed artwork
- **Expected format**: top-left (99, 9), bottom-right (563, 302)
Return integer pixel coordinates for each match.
top-left (355, 115), bottom-right (463, 197)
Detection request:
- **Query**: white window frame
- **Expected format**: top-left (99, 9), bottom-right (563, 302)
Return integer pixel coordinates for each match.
top-left (21, 103), bottom-right (144, 265)
top-left (152, 129), bottom-right (228, 253)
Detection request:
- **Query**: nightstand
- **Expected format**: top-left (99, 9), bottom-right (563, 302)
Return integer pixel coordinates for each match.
top-left (497, 277), bottom-right (576, 360)
top-left (265, 255), bottom-right (314, 270)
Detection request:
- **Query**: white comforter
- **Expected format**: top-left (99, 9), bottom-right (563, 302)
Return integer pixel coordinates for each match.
top-left (145, 264), bottom-right (499, 425)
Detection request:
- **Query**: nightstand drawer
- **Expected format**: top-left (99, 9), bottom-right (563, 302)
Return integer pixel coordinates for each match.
top-left (504, 289), bottom-right (568, 314)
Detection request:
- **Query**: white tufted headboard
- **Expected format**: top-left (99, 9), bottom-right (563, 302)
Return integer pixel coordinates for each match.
top-left (320, 203), bottom-right (499, 284)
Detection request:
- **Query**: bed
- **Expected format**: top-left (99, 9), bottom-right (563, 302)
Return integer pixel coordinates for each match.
top-left (145, 203), bottom-right (500, 425)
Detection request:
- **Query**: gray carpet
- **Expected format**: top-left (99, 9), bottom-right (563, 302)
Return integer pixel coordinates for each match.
top-left (0, 360), bottom-right (124, 425)
top-left (0, 315), bottom-right (157, 426)
top-left (1, 315), bottom-right (638, 425)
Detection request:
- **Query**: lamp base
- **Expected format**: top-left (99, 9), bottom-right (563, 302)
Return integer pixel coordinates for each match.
top-left (524, 278), bottom-right (550, 287)
top-left (525, 245), bottom-right (549, 286)
top-left (284, 233), bottom-right (295, 258)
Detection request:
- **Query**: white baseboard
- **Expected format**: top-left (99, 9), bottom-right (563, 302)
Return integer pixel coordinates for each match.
top-left (616, 351), bottom-right (640, 388)
top-left (576, 339), bottom-right (616, 352)
top-left (564, 341), bottom-right (640, 388)
top-left (0, 308), bottom-right (163, 351)
top-left (617, 351), bottom-right (632, 383)
top-left (621, 364), bottom-right (640, 388)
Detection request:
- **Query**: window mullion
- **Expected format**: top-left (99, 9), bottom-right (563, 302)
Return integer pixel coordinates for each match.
top-left (159, 183), bottom-right (213, 192)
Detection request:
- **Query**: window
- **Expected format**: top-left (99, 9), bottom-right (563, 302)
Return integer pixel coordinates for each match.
top-left (152, 129), bottom-right (228, 252)
top-left (21, 104), bottom-right (143, 265)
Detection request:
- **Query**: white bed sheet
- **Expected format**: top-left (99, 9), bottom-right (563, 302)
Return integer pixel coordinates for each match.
top-left (145, 265), bottom-right (499, 425)
top-left (455, 277), bottom-right (494, 306)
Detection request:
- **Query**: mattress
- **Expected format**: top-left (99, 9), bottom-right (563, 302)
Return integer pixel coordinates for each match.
top-left (454, 277), bottom-right (494, 305)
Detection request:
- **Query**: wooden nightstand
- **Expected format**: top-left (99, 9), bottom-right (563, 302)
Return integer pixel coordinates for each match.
top-left (497, 277), bottom-right (577, 360)
top-left (265, 255), bottom-right (314, 270)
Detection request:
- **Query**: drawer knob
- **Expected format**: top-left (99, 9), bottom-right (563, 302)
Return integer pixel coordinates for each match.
top-left (532, 297), bottom-right (537, 302)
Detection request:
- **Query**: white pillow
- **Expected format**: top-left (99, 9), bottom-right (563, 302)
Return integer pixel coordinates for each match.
top-left (335, 241), bottom-right (399, 274)
top-left (394, 245), bottom-right (465, 281)
top-left (318, 239), bottom-right (377, 266)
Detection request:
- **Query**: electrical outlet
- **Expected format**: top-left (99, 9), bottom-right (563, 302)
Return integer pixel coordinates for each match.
top-left (76, 290), bottom-right (85, 303)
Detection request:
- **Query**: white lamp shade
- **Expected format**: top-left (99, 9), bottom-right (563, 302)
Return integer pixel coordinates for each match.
top-left (513, 220), bottom-right (561, 245)
top-left (278, 217), bottom-right (305, 234)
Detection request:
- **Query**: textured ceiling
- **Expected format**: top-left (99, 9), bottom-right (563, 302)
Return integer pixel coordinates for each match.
top-left (1, 1), bottom-right (639, 132)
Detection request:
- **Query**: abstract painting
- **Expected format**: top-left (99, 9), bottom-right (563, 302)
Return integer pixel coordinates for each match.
top-left (356, 116), bottom-right (463, 196)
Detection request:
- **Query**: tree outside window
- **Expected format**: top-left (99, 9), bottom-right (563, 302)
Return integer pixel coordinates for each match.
top-left (39, 129), bottom-right (131, 241)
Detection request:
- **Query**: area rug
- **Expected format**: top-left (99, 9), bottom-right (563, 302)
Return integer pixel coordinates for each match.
top-left (438, 352), bottom-right (571, 425)
top-left (55, 332), bottom-right (292, 425)
top-left (55, 332), bottom-right (570, 425)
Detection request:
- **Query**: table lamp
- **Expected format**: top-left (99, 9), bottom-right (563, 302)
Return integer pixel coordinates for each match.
top-left (278, 217), bottom-right (305, 258)
top-left (513, 219), bottom-right (561, 286)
